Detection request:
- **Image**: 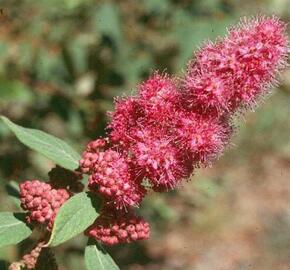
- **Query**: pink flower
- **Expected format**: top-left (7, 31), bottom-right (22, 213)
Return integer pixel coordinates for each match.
top-left (131, 127), bottom-right (194, 191)
top-left (174, 112), bottom-right (232, 165)
top-left (182, 17), bottom-right (288, 116)
top-left (108, 97), bottom-right (145, 148)
top-left (138, 73), bottom-right (181, 124)
top-left (108, 73), bottom-right (181, 149)
top-left (20, 241), bottom-right (47, 270)
top-left (108, 97), bottom-right (144, 148)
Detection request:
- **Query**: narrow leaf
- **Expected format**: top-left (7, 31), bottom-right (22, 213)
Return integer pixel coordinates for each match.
top-left (85, 239), bottom-right (119, 270)
top-left (48, 192), bottom-right (100, 247)
top-left (0, 212), bottom-right (32, 248)
top-left (1, 116), bottom-right (81, 170)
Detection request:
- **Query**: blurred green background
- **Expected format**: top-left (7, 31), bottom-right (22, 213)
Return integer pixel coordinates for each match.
top-left (0, 0), bottom-right (290, 269)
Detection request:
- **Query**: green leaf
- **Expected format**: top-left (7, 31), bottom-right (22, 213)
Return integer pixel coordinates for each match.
top-left (0, 212), bottom-right (32, 248)
top-left (48, 192), bottom-right (100, 247)
top-left (85, 239), bottom-right (119, 270)
top-left (1, 116), bottom-right (81, 170)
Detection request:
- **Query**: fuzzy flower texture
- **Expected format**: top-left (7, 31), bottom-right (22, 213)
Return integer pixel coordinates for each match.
top-left (20, 17), bottom-right (288, 245)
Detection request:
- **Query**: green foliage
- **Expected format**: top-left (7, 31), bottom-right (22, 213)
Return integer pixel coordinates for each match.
top-left (85, 239), bottom-right (119, 270)
top-left (0, 212), bottom-right (32, 248)
top-left (1, 116), bottom-right (81, 171)
top-left (48, 192), bottom-right (101, 247)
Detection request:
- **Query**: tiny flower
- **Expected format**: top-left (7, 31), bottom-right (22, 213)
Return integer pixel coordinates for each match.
top-left (131, 127), bottom-right (194, 191)
top-left (21, 241), bottom-right (45, 270)
top-left (138, 72), bottom-right (181, 125)
top-left (108, 97), bottom-right (145, 148)
top-left (174, 112), bottom-right (232, 165)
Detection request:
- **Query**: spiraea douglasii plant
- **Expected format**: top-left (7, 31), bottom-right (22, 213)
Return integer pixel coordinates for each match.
top-left (0, 16), bottom-right (288, 269)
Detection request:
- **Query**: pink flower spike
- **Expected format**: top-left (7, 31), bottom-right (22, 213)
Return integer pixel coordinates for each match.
top-left (182, 16), bottom-right (288, 116)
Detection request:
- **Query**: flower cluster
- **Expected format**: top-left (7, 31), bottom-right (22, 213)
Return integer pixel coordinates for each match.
top-left (80, 16), bottom-right (288, 246)
top-left (19, 180), bottom-right (70, 230)
top-left (17, 16), bottom-right (288, 246)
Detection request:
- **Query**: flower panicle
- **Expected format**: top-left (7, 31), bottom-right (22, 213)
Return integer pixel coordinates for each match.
top-left (76, 16), bottom-right (288, 246)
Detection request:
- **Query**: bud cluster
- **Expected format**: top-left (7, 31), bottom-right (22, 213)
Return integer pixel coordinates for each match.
top-left (19, 180), bottom-right (70, 230)
top-left (85, 207), bottom-right (150, 245)
top-left (21, 241), bottom-right (45, 270)
top-left (9, 241), bottom-right (57, 270)
top-left (87, 149), bottom-right (146, 208)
